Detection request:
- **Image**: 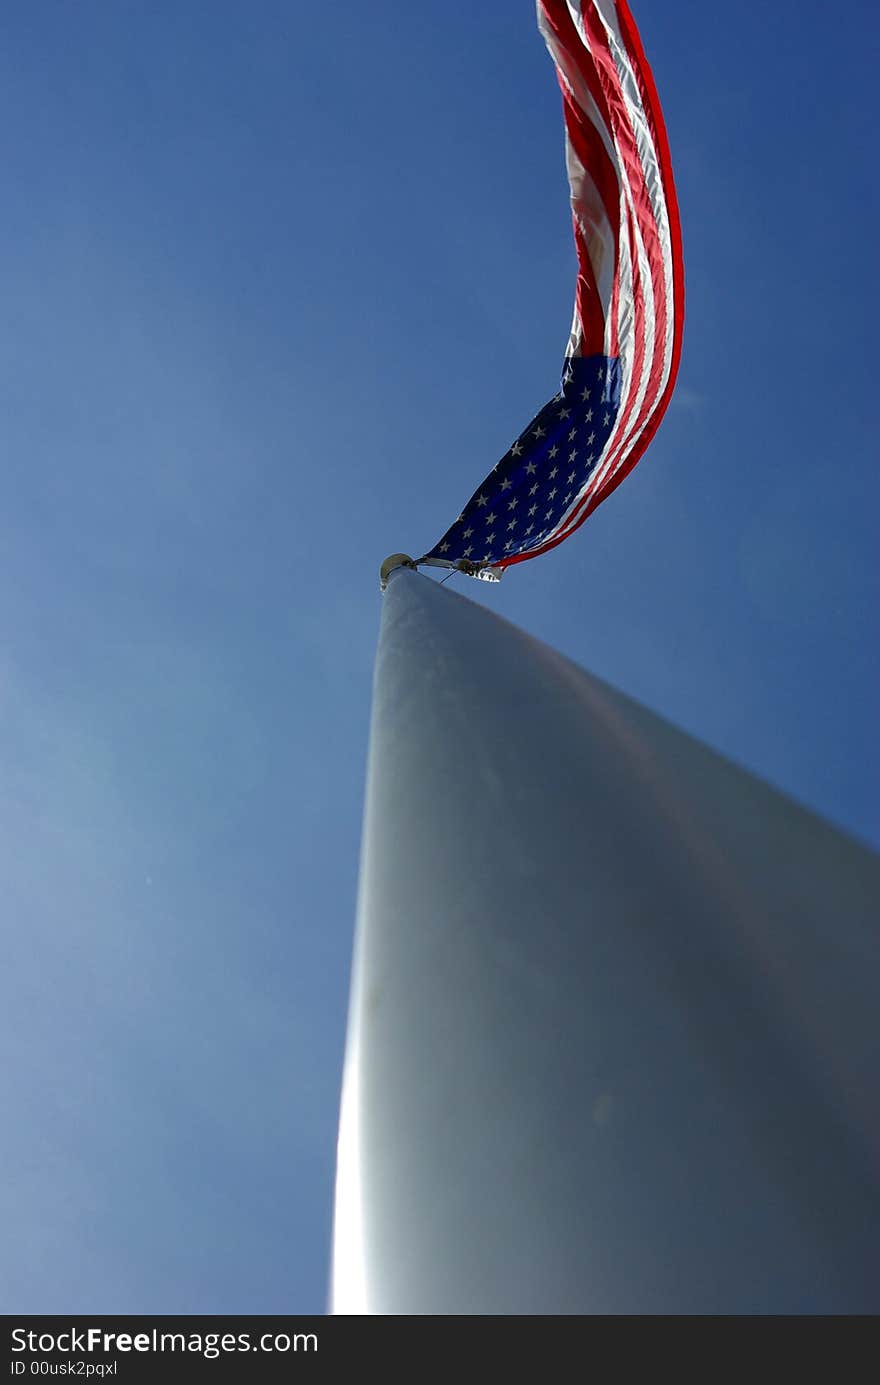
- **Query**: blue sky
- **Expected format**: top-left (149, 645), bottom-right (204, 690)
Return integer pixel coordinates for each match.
top-left (1, 1), bottom-right (877, 1314)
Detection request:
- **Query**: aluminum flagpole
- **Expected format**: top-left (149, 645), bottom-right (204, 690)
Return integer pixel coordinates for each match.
top-left (331, 562), bottom-right (880, 1314)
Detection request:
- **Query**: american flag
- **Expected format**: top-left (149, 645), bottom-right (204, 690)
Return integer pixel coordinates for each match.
top-left (420, 0), bottom-right (684, 581)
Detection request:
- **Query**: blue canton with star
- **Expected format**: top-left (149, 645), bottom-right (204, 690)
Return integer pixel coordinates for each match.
top-left (424, 356), bottom-right (622, 571)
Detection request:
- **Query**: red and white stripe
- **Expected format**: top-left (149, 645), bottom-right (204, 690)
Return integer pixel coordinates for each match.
top-left (502, 0), bottom-right (684, 569)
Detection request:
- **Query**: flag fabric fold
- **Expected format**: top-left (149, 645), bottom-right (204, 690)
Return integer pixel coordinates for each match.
top-left (420, 0), bottom-right (683, 579)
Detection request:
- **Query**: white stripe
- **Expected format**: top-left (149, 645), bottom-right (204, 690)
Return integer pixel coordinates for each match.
top-left (611, 182), bottom-right (635, 384)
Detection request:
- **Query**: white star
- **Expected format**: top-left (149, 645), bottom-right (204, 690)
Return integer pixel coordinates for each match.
top-left (548, 487), bottom-right (557, 500)
top-left (532, 425), bottom-right (546, 439)
top-left (463, 545), bottom-right (473, 557)
top-left (581, 387), bottom-right (591, 401)
top-left (476, 494), bottom-right (488, 507)
top-left (549, 466), bottom-right (558, 479)
top-left (486, 512), bottom-right (497, 525)
top-left (487, 531), bottom-right (495, 545)
top-left (528, 504), bottom-right (537, 516)
top-left (567, 471), bottom-right (576, 484)
top-left (439, 542), bottom-right (449, 552)
top-left (463, 526), bottom-right (474, 538)
top-left (585, 453), bottom-right (595, 465)
top-left (500, 478), bottom-right (512, 492)
top-left (510, 441), bottom-right (523, 457)
top-left (603, 412), bottom-right (610, 425)
top-left (508, 497), bottom-right (518, 510)
top-left (548, 445), bottom-right (559, 459)
top-left (557, 407), bottom-right (571, 420)
top-left (568, 427), bottom-right (577, 442)
top-left (504, 539), bottom-right (513, 550)
top-left (568, 450), bottom-right (577, 463)
top-left (545, 508), bottom-right (554, 521)
top-left (524, 524), bottom-right (534, 535)
top-left (508, 518), bottom-right (517, 530)
top-left (529, 482), bottom-right (539, 495)
top-left (585, 408), bottom-right (593, 422)
top-left (525, 460), bottom-right (537, 475)
top-left (587, 431), bottom-right (596, 444)
top-left (564, 492), bottom-right (572, 504)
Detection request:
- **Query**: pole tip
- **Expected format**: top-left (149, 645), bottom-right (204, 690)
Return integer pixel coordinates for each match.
top-left (379, 554), bottom-right (417, 592)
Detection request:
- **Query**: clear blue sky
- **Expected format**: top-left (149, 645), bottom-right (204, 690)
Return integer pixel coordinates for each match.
top-left (1, 1), bottom-right (877, 1314)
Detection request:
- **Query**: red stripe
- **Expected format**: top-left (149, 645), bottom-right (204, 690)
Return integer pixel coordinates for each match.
top-left (572, 216), bottom-right (606, 355)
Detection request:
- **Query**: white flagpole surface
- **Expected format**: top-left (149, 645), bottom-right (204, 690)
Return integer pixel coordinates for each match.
top-left (332, 565), bottom-right (880, 1314)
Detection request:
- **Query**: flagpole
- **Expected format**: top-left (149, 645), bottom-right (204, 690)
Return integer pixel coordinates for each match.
top-left (331, 563), bottom-right (880, 1314)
